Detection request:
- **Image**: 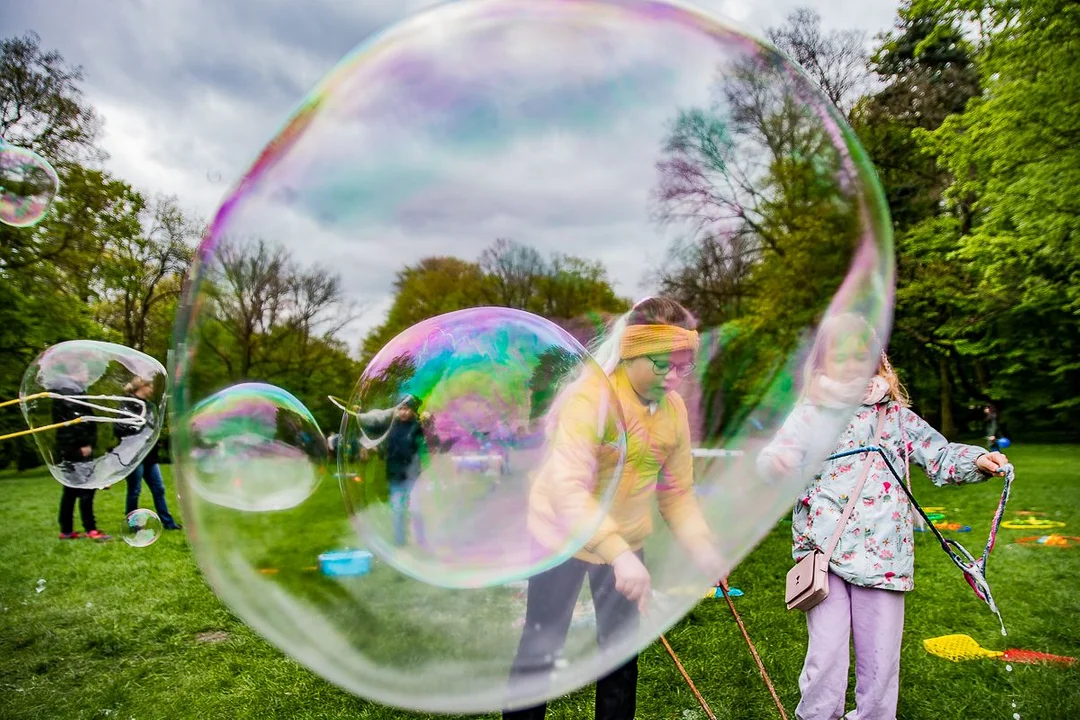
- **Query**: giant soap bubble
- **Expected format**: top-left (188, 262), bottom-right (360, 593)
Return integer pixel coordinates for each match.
top-left (171, 0), bottom-right (893, 713)
top-left (21, 340), bottom-right (167, 489)
top-left (185, 382), bottom-right (328, 511)
top-left (340, 306), bottom-right (626, 588)
top-left (0, 140), bottom-right (60, 227)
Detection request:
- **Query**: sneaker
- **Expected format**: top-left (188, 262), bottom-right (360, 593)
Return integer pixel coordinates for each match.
top-left (87, 530), bottom-right (112, 541)
top-left (164, 524), bottom-right (183, 531)
top-left (58, 532), bottom-right (83, 540)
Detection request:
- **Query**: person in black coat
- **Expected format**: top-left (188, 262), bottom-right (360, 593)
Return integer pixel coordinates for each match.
top-left (358, 394), bottom-right (428, 546)
top-left (52, 380), bottom-right (108, 540)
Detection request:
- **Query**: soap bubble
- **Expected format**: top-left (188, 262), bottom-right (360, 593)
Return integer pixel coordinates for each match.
top-left (183, 383), bottom-right (328, 512)
top-left (0, 141), bottom-right (60, 227)
top-left (340, 307), bottom-right (625, 588)
top-left (20, 341), bottom-right (167, 489)
top-left (123, 508), bottom-right (162, 547)
top-left (171, 0), bottom-right (893, 712)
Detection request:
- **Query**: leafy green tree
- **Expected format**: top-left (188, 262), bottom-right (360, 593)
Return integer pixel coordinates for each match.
top-left (851, 1), bottom-right (982, 434)
top-left (913, 0), bottom-right (1080, 430)
top-left (653, 41), bottom-right (865, 435)
top-left (361, 241), bottom-right (626, 364)
top-left (93, 194), bottom-right (200, 353)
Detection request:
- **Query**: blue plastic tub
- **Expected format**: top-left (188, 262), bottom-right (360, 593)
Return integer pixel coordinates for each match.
top-left (318, 549), bottom-right (373, 577)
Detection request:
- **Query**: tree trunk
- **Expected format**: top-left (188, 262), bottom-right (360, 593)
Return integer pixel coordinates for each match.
top-left (939, 354), bottom-right (956, 437)
top-left (974, 359), bottom-right (990, 396)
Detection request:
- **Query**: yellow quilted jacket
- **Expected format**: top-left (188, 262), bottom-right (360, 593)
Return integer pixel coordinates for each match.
top-left (527, 365), bottom-right (712, 564)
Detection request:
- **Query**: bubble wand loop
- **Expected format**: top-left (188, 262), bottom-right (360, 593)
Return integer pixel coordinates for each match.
top-left (0, 393), bottom-right (148, 442)
top-left (327, 395), bottom-right (396, 450)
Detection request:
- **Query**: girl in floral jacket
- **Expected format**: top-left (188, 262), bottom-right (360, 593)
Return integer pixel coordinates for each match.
top-left (759, 313), bottom-right (1009, 720)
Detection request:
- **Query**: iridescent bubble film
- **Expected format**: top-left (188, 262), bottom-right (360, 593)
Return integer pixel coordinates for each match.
top-left (123, 508), bottom-right (162, 548)
top-left (341, 307), bottom-right (625, 588)
top-left (182, 383), bottom-right (327, 512)
top-left (0, 141), bottom-right (60, 228)
top-left (21, 340), bottom-right (167, 490)
top-left (171, 0), bottom-right (893, 712)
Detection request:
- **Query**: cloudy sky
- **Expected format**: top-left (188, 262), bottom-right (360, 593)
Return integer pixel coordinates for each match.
top-left (2, 0), bottom-right (900, 348)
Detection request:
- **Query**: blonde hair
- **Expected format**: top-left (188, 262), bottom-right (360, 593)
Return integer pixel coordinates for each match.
top-left (802, 312), bottom-right (909, 407)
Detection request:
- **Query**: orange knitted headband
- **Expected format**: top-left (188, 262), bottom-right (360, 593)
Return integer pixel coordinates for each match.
top-left (619, 324), bottom-right (700, 360)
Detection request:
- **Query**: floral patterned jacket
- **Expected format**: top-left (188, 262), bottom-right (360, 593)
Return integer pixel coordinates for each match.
top-left (761, 401), bottom-right (990, 591)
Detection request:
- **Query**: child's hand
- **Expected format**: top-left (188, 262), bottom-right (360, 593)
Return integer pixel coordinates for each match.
top-left (770, 449), bottom-right (802, 475)
top-left (688, 543), bottom-right (726, 578)
top-left (611, 550), bottom-right (651, 614)
top-left (977, 452), bottom-right (1009, 475)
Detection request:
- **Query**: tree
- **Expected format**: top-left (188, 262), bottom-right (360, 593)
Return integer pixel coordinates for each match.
top-left (361, 256), bottom-right (490, 362)
top-left (652, 15), bottom-right (877, 436)
top-left (361, 241), bottom-right (627, 363)
top-left (850, 1), bottom-right (983, 434)
top-left (0, 31), bottom-right (102, 164)
top-left (913, 0), bottom-right (1080, 430)
top-left (197, 237), bottom-right (356, 382)
top-left (479, 238), bottom-right (545, 309)
top-left (93, 194), bottom-right (200, 351)
top-left (767, 8), bottom-right (872, 118)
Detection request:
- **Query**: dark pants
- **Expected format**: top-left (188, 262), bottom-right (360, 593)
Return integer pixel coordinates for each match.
top-left (503, 552), bottom-right (642, 720)
top-left (125, 463), bottom-right (178, 528)
top-left (59, 486), bottom-right (97, 534)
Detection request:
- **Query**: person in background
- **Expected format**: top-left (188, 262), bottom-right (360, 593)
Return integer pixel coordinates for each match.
top-left (53, 376), bottom-right (109, 540)
top-left (118, 377), bottom-right (180, 531)
top-left (126, 438), bottom-right (181, 530)
top-left (356, 394), bottom-right (429, 547)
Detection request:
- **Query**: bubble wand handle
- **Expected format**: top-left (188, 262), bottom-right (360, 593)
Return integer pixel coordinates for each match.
top-left (0, 416), bottom-right (83, 442)
top-left (0, 392), bottom-right (50, 409)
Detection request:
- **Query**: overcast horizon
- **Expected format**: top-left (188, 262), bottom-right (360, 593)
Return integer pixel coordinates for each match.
top-left (2, 0), bottom-right (901, 350)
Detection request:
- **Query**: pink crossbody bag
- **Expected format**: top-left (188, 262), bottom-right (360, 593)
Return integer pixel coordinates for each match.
top-left (785, 406), bottom-right (886, 612)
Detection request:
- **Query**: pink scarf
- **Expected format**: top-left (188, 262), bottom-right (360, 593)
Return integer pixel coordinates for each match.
top-left (808, 374), bottom-right (891, 408)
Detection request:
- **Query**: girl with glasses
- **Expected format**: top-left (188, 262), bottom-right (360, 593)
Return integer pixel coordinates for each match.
top-left (504, 296), bottom-right (722, 720)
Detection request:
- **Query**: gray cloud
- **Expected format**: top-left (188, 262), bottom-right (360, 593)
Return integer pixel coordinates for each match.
top-left (2, 0), bottom-right (900, 347)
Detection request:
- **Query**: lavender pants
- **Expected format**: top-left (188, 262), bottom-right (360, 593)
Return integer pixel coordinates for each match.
top-left (796, 572), bottom-right (905, 720)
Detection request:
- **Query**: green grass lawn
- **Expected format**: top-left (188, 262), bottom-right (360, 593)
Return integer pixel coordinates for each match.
top-left (1, 444), bottom-right (1078, 719)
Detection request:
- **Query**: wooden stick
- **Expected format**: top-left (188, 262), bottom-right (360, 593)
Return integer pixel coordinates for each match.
top-left (660, 634), bottom-right (716, 720)
top-left (0, 417), bottom-right (82, 442)
top-left (717, 580), bottom-right (789, 720)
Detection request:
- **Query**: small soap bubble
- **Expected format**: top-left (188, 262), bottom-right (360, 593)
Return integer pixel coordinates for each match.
top-left (0, 142), bottom-right (59, 227)
top-left (123, 508), bottom-right (163, 547)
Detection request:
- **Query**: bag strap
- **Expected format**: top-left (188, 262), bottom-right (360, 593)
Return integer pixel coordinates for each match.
top-left (821, 404), bottom-right (888, 560)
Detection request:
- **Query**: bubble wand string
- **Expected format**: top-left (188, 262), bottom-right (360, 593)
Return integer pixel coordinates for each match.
top-left (327, 394), bottom-right (396, 450)
top-left (0, 393), bottom-right (148, 442)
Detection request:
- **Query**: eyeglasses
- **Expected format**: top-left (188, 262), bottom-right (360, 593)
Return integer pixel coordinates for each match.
top-left (647, 356), bottom-right (696, 378)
